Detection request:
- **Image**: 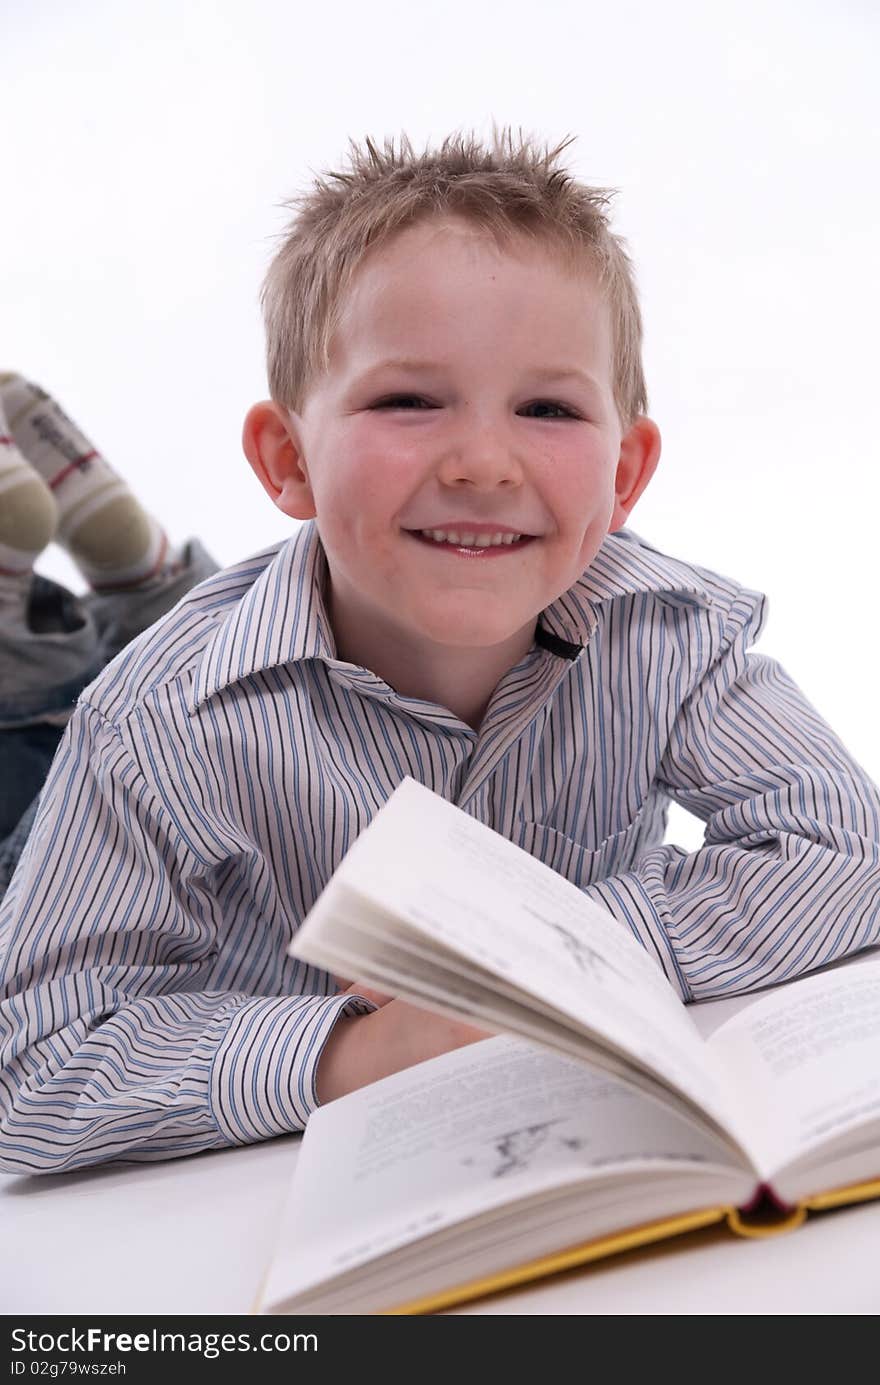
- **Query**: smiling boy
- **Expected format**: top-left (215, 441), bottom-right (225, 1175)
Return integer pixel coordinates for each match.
top-left (243, 215), bottom-right (658, 734)
top-left (1, 129), bottom-right (878, 1173)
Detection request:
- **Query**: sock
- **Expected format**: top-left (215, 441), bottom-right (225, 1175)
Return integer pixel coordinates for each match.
top-left (0, 401), bottom-right (58, 621)
top-left (0, 373), bottom-right (170, 592)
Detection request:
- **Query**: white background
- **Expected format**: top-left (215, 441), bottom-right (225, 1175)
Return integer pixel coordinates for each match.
top-left (3, 0), bottom-right (878, 847)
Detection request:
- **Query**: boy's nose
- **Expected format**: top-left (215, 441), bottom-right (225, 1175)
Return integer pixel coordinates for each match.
top-left (436, 424), bottom-right (524, 489)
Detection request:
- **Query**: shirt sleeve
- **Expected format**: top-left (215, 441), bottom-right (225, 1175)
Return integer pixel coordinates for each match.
top-left (0, 703), bottom-right (373, 1175)
top-left (583, 588), bottom-right (880, 1001)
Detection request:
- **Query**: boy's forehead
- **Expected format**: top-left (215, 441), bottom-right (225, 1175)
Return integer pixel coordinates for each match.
top-left (354, 214), bottom-right (590, 284)
top-left (331, 219), bottom-right (609, 367)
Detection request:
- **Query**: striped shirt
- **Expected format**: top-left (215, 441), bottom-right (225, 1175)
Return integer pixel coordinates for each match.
top-left (1, 519), bottom-right (879, 1174)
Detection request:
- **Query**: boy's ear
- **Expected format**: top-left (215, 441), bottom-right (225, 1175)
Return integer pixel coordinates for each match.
top-left (609, 416), bottom-right (662, 533)
top-left (241, 401), bottom-right (316, 520)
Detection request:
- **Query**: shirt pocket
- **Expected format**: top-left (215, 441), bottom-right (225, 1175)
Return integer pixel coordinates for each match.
top-left (511, 817), bottom-right (647, 891)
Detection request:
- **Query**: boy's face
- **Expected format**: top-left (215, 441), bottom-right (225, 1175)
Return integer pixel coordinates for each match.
top-left (245, 217), bottom-right (660, 668)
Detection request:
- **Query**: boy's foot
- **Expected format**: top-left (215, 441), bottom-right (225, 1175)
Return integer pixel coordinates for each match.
top-left (0, 373), bottom-right (170, 592)
top-left (0, 394), bottom-right (58, 620)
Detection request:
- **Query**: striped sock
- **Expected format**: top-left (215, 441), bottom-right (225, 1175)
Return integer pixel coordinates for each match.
top-left (0, 373), bottom-right (170, 592)
top-left (0, 401), bottom-right (58, 620)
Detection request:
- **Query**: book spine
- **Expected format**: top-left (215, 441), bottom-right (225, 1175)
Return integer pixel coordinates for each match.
top-left (728, 1175), bottom-right (880, 1238)
top-left (726, 1200), bottom-right (807, 1239)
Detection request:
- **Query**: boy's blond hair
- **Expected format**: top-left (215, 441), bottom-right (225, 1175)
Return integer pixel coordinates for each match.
top-left (262, 126), bottom-right (648, 427)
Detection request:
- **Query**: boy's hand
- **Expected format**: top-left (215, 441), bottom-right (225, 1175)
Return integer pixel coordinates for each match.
top-left (332, 972), bottom-right (379, 998)
top-left (332, 974), bottom-right (394, 1007)
top-left (316, 980), bottom-right (492, 1104)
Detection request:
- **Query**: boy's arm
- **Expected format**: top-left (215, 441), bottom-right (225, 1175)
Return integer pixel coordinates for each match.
top-left (581, 589), bottom-right (880, 1001)
top-left (0, 703), bottom-right (377, 1175)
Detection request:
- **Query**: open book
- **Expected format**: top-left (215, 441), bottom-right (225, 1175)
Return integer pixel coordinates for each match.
top-left (259, 777), bottom-right (880, 1315)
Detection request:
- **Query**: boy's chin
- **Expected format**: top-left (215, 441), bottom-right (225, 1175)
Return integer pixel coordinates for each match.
top-left (413, 607), bottom-right (538, 653)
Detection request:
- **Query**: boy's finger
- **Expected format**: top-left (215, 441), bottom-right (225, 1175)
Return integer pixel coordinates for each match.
top-left (344, 981), bottom-right (394, 1007)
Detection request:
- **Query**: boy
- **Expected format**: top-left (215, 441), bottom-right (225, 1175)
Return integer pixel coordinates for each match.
top-left (1, 129), bottom-right (878, 1174)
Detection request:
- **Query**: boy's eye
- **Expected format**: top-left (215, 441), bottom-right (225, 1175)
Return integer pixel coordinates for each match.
top-left (372, 395), bottom-right (433, 410)
top-left (524, 400), bottom-right (578, 420)
top-left (370, 396), bottom-right (579, 419)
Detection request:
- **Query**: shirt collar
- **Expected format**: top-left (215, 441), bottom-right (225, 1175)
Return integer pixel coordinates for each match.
top-left (191, 521), bottom-right (712, 709)
top-left (537, 526), bottom-right (712, 655)
top-left (190, 521), bottom-right (335, 711)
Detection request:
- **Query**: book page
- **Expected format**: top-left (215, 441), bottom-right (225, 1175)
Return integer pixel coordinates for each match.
top-left (706, 955), bottom-right (880, 1190)
top-left (687, 946), bottom-right (880, 1041)
top-left (258, 1036), bottom-right (751, 1314)
top-left (291, 778), bottom-right (750, 1152)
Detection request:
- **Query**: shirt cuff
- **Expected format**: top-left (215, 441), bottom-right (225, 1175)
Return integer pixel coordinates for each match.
top-left (209, 992), bottom-right (376, 1145)
top-left (584, 866), bottom-right (693, 1002)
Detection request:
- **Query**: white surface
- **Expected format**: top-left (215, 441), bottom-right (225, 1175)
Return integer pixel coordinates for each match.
top-left (0, 1140), bottom-right (290, 1317)
top-left (2, 1134), bottom-right (878, 1315)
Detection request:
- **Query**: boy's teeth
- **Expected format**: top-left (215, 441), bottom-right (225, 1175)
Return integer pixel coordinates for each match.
top-left (421, 529), bottom-right (522, 547)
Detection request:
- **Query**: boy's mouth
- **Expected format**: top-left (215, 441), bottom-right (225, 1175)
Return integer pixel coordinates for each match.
top-left (405, 527), bottom-right (537, 555)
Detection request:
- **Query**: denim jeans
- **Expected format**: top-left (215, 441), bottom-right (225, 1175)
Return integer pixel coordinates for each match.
top-left (0, 539), bottom-right (218, 895)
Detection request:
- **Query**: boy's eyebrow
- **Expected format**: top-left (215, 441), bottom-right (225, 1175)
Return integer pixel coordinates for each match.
top-left (358, 359), bottom-right (601, 389)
